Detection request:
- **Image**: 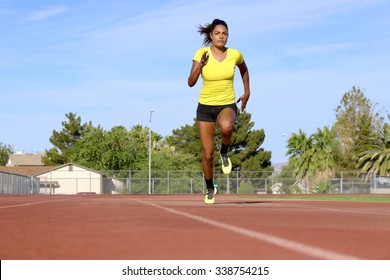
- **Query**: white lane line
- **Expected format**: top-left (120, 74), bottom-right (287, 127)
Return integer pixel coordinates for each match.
top-left (0, 198), bottom-right (74, 209)
top-left (128, 197), bottom-right (359, 260)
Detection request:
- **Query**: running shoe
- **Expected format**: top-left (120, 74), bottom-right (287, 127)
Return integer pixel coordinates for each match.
top-left (204, 188), bottom-right (215, 204)
top-left (220, 153), bottom-right (232, 174)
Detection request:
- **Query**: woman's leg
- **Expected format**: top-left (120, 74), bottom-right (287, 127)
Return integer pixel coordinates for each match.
top-left (217, 108), bottom-right (236, 174)
top-left (217, 108), bottom-right (236, 148)
top-left (197, 121), bottom-right (216, 182)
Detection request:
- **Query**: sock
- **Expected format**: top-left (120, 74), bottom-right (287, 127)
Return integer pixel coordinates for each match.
top-left (205, 178), bottom-right (214, 190)
top-left (220, 143), bottom-right (229, 155)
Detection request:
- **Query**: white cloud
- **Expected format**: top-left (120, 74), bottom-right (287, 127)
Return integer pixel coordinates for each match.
top-left (25, 5), bottom-right (68, 21)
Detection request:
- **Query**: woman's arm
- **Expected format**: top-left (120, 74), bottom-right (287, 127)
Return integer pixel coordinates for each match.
top-left (188, 51), bottom-right (209, 87)
top-left (237, 61), bottom-right (250, 111)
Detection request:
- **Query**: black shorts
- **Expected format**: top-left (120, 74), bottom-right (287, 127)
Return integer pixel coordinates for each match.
top-left (196, 103), bottom-right (237, 122)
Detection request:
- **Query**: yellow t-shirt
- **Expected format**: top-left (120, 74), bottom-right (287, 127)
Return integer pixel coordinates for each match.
top-left (193, 47), bottom-right (244, 105)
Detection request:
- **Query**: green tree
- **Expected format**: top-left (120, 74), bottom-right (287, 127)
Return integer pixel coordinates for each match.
top-left (231, 111), bottom-right (271, 172)
top-left (71, 124), bottom-right (152, 173)
top-left (128, 125), bottom-right (149, 169)
top-left (151, 145), bottom-right (199, 171)
top-left (166, 121), bottom-right (202, 162)
top-left (286, 127), bottom-right (338, 179)
top-left (286, 129), bottom-right (313, 178)
top-left (332, 86), bottom-right (383, 169)
top-left (69, 125), bottom-right (105, 170)
top-left (310, 126), bottom-right (339, 178)
top-left (42, 112), bottom-right (88, 165)
top-left (45, 113), bottom-right (198, 173)
top-left (101, 126), bottom-right (141, 171)
top-left (0, 142), bottom-right (14, 166)
top-left (356, 120), bottom-right (390, 177)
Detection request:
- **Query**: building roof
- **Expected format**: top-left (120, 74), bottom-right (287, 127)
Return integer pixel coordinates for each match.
top-left (0, 165), bottom-right (54, 176)
top-left (0, 163), bottom-right (105, 177)
top-left (7, 153), bottom-right (44, 166)
top-left (2, 153), bottom-right (105, 177)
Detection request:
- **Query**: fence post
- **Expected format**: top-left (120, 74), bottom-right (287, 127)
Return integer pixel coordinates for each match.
top-left (30, 176), bottom-right (33, 194)
top-left (306, 172), bottom-right (309, 193)
top-left (90, 171), bottom-right (93, 193)
top-left (167, 171), bottom-right (170, 194)
top-left (236, 170), bottom-right (239, 193)
top-left (127, 170), bottom-right (131, 194)
top-left (226, 175), bottom-right (230, 194)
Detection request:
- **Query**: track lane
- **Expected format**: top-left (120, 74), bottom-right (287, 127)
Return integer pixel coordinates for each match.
top-left (1, 195), bottom-right (389, 259)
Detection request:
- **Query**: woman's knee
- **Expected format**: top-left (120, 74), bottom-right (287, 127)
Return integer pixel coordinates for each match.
top-left (219, 121), bottom-right (234, 136)
top-left (202, 150), bottom-right (214, 163)
top-left (218, 110), bottom-right (235, 135)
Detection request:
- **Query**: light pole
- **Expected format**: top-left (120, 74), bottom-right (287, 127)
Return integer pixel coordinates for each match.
top-left (148, 109), bottom-right (154, 194)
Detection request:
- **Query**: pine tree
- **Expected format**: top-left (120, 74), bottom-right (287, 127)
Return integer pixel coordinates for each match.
top-left (42, 112), bottom-right (87, 165)
top-left (332, 86), bottom-right (383, 169)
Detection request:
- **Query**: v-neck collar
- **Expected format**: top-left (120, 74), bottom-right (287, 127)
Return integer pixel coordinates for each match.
top-left (209, 46), bottom-right (228, 63)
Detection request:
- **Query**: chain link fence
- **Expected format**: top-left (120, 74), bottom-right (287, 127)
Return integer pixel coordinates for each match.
top-left (102, 170), bottom-right (390, 195)
top-left (1, 169), bottom-right (389, 195)
top-left (268, 171), bottom-right (390, 194)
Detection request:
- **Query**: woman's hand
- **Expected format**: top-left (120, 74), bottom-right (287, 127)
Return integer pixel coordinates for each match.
top-left (200, 51), bottom-right (209, 67)
top-left (237, 61), bottom-right (250, 111)
top-left (237, 93), bottom-right (250, 111)
top-left (188, 51), bottom-right (209, 87)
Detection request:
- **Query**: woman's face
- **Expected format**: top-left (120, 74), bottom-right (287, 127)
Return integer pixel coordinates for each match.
top-left (210, 24), bottom-right (228, 48)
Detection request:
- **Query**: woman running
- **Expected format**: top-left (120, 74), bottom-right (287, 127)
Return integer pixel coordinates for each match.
top-left (188, 19), bottom-right (251, 204)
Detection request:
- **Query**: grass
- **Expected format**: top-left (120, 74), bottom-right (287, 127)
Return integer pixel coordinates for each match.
top-left (241, 194), bottom-right (390, 203)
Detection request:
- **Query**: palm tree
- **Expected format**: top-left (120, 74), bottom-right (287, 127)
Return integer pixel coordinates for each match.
top-left (356, 126), bottom-right (390, 177)
top-left (310, 127), bottom-right (339, 178)
top-left (286, 127), bottom-right (338, 180)
top-left (286, 129), bottom-right (313, 179)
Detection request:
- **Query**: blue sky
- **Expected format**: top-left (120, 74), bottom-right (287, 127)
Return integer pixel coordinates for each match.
top-left (1, 0), bottom-right (389, 164)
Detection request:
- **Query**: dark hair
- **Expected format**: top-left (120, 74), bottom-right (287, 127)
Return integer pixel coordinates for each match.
top-left (198, 19), bottom-right (228, 46)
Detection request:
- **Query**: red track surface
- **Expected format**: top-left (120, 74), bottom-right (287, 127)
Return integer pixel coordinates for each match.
top-left (1, 194), bottom-right (390, 260)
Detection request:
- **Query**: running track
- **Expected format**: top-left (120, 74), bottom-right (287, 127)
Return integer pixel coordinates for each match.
top-left (1, 194), bottom-right (390, 260)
